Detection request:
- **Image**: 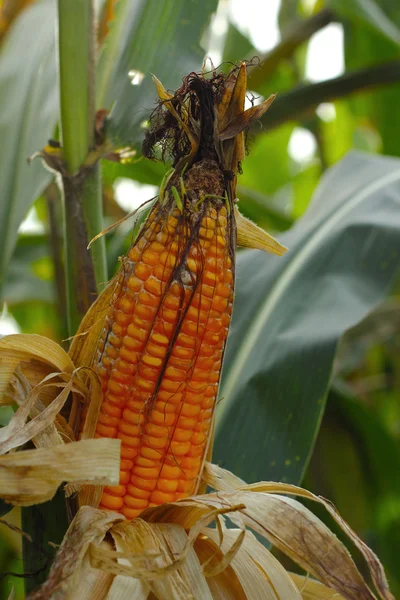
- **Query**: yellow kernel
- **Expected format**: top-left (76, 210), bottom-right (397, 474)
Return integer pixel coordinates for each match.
top-left (108, 379), bottom-right (127, 395)
top-left (161, 307), bottom-right (178, 324)
top-left (152, 332), bottom-right (169, 345)
top-left (145, 277), bottom-right (163, 296)
top-left (142, 354), bottom-right (162, 367)
top-left (115, 311), bottom-right (132, 326)
top-left (160, 251), bottom-right (176, 267)
top-left (136, 304), bottom-right (157, 320)
top-left (130, 475), bottom-right (155, 492)
top-left (177, 416), bottom-right (197, 429)
top-left (127, 324), bottom-right (148, 342)
top-left (127, 276), bottom-right (142, 293)
top-left (118, 433), bottom-right (140, 449)
top-left (180, 403), bottom-right (201, 417)
top-left (199, 227), bottom-right (214, 240)
top-left (119, 347), bottom-right (140, 364)
top-left (126, 484), bottom-right (151, 499)
top-left (134, 263), bottom-right (152, 281)
top-left (201, 216), bottom-right (216, 230)
top-left (145, 423), bottom-right (169, 438)
top-left (182, 320), bottom-right (204, 336)
top-left (187, 258), bottom-right (198, 272)
top-left (157, 390), bottom-right (183, 403)
top-left (165, 365), bottom-right (186, 381)
top-left (124, 496), bottom-right (149, 509)
top-left (154, 264), bottom-right (172, 281)
top-left (142, 250), bottom-right (159, 266)
top-left (118, 296), bottom-right (135, 314)
top-left (96, 423), bottom-right (117, 437)
top-left (103, 484), bottom-right (126, 497)
top-left (101, 402), bottom-right (122, 418)
top-left (143, 435), bottom-right (167, 449)
top-left (135, 456), bottom-right (158, 468)
top-left (119, 421), bottom-right (140, 437)
top-left (170, 440), bottom-right (191, 456)
top-left (121, 506), bottom-right (143, 519)
top-left (150, 490), bottom-right (175, 504)
top-left (100, 493), bottom-right (124, 511)
top-left (176, 332), bottom-right (196, 348)
top-left (138, 290), bottom-right (158, 307)
top-left (152, 410), bottom-right (176, 427)
top-left (157, 478), bottom-right (178, 493)
top-left (98, 412), bottom-right (120, 427)
top-left (133, 465), bottom-right (160, 479)
top-left (151, 241), bottom-right (165, 253)
top-left (171, 345), bottom-right (194, 360)
top-left (192, 432), bottom-right (207, 445)
top-left (128, 247), bottom-right (142, 262)
top-left (173, 428), bottom-right (193, 442)
top-left (160, 464), bottom-right (182, 479)
top-left (164, 294), bottom-right (181, 310)
top-left (216, 235), bottom-right (226, 247)
top-left (141, 446), bottom-right (162, 460)
top-left (201, 284), bottom-right (215, 299)
top-left (147, 343), bottom-right (167, 359)
top-left (160, 379), bottom-right (183, 393)
top-left (137, 377), bottom-right (155, 392)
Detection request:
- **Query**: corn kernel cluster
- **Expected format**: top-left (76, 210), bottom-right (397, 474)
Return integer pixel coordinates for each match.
top-left (95, 201), bottom-right (234, 519)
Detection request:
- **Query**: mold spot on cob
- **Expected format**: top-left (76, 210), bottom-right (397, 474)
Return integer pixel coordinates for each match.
top-left (91, 63), bottom-right (286, 519)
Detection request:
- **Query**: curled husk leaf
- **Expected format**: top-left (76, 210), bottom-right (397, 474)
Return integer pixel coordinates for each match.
top-left (26, 464), bottom-right (392, 600)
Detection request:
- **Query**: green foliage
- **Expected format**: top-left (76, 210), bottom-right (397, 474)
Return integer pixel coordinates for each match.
top-left (216, 152), bottom-right (400, 485)
top-left (1, 0), bottom-right (400, 596)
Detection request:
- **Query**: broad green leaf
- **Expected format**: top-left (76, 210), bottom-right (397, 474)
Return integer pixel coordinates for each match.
top-left (341, 3), bottom-right (400, 158)
top-left (0, 0), bottom-right (57, 296)
top-left (332, 0), bottom-right (400, 46)
top-left (239, 123), bottom-right (294, 195)
top-left (292, 160), bottom-right (321, 218)
top-left (98, 0), bottom-right (218, 147)
top-left (215, 152), bottom-right (400, 485)
top-left (222, 22), bottom-right (255, 65)
top-left (305, 388), bottom-right (400, 595)
top-left (5, 235), bottom-right (54, 306)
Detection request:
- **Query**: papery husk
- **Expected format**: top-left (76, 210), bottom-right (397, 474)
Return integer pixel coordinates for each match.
top-left (0, 438), bottom-right (120, 506)
top-left (29, 463), bottom-right (393, 600)
top-left (0, 371), bottom-right (84, 454)
top-left (0, 334), bottom-right (75, 405)
top-left (235, 207), bottom-right (287, 255)
top-left (28, 507), bottom-right (124, 600)
top-left (290, 574), bottom-right (346, 599)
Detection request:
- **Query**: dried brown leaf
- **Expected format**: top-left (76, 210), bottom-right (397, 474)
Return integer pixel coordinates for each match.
top-left (219, 94), bottom-right (276, 141)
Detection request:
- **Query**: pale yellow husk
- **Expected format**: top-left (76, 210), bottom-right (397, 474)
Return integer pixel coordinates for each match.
top-left (25, 463), bottom-right (393, 600)
top-left (0, 439), bottom-right (120, 506)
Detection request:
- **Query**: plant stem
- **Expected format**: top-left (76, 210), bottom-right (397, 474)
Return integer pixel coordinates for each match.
top-left (58, 0), bottom-right (107, 336)
top-left (82, 163), bottom-right (108, 288)
top-left (58, 0), bottom-right (92, 174)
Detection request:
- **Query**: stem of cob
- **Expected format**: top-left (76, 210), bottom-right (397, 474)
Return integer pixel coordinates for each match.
top-left (89, 63), bottom-right (281, 519)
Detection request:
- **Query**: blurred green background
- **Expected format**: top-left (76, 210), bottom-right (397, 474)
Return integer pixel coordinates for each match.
top-left (1, 0), bottom-right (400, 597)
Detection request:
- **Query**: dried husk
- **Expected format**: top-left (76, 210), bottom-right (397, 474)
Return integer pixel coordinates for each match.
top-left (27, 463), bottom-right (393, 600)
top-left (0, 439), bottom-right (120, 506)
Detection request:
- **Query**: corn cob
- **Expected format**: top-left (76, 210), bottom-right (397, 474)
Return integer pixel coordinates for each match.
top-left (91, 64), bottom-right (279, 519)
